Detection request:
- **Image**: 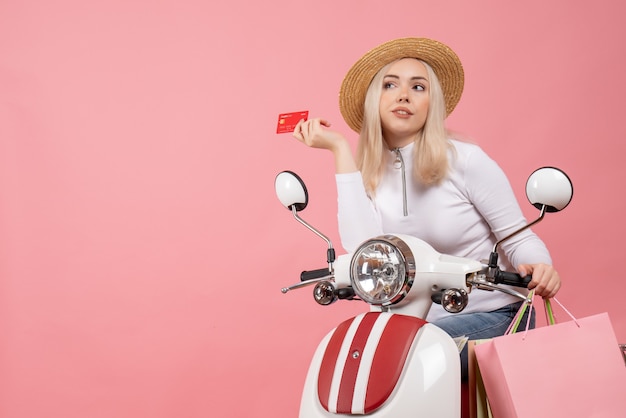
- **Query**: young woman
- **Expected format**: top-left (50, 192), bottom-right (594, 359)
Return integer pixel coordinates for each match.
top-left (292, 37), bottom-right (560, 379)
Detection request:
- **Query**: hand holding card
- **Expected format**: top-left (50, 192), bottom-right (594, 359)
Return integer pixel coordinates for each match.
top-left (276, 110), bottom-right (309, 134)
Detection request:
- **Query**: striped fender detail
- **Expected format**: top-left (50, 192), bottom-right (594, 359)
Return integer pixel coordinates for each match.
top-left (317, 312), bottom-right (427, 414)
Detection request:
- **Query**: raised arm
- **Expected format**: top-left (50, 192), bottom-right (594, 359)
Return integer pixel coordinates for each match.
top-left (292, 117), bottom-right (383, 251)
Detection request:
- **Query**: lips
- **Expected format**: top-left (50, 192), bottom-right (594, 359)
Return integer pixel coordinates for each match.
top-left (392, 107), bottom-right (413, 117)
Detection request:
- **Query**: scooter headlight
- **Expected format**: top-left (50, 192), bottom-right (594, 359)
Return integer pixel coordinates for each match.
top-left (350, 235), bottom-right (415, 306)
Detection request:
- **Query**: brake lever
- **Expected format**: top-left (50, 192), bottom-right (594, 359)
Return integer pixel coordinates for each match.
top-left (468, 276), bottom-right (529, 301)
top-left (281, 275), bottom-right (334, 294)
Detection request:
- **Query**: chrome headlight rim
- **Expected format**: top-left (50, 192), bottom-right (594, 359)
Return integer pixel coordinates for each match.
top-left (349, 235), bottom-right (415, 306)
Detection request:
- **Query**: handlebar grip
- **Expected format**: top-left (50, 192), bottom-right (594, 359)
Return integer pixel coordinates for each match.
top-left (495, 271), bottom-right (532, 288)
top-left (300, 268), bottom-right (331, 282)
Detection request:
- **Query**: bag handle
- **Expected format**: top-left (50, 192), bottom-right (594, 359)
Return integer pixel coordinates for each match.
top-left (521, 295), bottom-right (580, 340)
top-left (544, 297), bottom-right (580, 326)
top-left (544, 298), bottom-right (556, 325)
top-left (505, 292), bottom-right (580, 338)
top-left (505, 290), bottom-right (535, 335)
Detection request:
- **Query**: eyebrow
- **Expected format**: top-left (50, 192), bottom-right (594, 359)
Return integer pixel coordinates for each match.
top-left (383, 74), bottom-right (429, 83)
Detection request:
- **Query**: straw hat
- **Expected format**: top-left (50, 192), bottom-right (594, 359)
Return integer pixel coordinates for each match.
top-left (339, 37), bottom-right (464, 133)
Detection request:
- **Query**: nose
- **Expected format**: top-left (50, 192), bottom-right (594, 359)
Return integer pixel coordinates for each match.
top-left (397, 87), bottom-right (409, 102)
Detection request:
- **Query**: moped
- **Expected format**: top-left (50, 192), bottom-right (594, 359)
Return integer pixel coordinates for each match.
top-left (274, 167), bottom-right (573, 418)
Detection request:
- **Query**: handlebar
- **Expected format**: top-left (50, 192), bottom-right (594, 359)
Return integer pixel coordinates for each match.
top-left (493, 270), bottom-right (532, 288)
top-left (300, 268), bottom-right (331, 282)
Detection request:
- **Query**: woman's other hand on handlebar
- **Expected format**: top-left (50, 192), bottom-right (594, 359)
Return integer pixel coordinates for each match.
top-left (517, 263), bottom-right (561, 299)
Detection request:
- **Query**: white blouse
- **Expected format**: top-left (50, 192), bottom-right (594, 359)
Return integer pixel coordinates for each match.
top-left (336, 139), bottom-right (551, 321)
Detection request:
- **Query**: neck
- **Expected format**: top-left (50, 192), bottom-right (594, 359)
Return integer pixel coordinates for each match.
top-left (384, 133), bottom-right (418, 150)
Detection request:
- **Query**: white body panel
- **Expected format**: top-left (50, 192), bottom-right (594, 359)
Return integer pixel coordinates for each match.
top-left (299, 322), bottom-right (461, 418)
top-left (296, 234), bottom-right (478, 417)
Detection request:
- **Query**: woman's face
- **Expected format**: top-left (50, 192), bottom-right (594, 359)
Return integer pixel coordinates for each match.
top-left (378, 58), bottom-right (430, 148)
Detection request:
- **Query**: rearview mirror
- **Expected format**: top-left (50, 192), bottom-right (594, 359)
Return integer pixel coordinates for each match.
top-left (275, 171), bottom-right (308, 212)
top-left (526, 167), bottom-right (573, 213)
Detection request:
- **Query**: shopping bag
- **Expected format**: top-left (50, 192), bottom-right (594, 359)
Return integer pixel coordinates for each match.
top-left (467, 339), bottom-right (493, 418)
top-left (474, 298), bottom-right (626, 418)
top-left (467, 297), bottom-right (532, 418)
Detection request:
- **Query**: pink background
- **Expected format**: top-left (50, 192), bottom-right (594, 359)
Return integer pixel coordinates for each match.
top-left (1, 0), bottom-right (625, 416)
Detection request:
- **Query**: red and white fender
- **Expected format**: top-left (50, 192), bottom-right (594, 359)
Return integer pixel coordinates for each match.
top-left (299, 311), bottom-right (460, 417)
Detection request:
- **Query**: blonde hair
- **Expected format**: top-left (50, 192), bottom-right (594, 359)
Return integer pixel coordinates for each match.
top-left (356, 59), bottom-right (453, 196)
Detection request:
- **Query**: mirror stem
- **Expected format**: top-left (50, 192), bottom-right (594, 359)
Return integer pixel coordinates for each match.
top-left (291, 206), bottom-right (336, 271)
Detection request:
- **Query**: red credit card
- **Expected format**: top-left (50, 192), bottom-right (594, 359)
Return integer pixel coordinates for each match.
top-left (276, 110), bottom-right (308, 134)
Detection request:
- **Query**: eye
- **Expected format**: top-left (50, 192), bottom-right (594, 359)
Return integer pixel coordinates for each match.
top-left (412, 84), bottom-right (425, 91)
top-left (383, 82), bottom-right (396, 89)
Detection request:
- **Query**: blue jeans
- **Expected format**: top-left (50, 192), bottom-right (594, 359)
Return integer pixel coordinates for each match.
top-left (431, 302), bottom-right (535, 381)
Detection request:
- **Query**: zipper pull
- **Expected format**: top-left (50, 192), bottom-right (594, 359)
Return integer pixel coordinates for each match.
top-left (393, 149), bottom-right (403, 169)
